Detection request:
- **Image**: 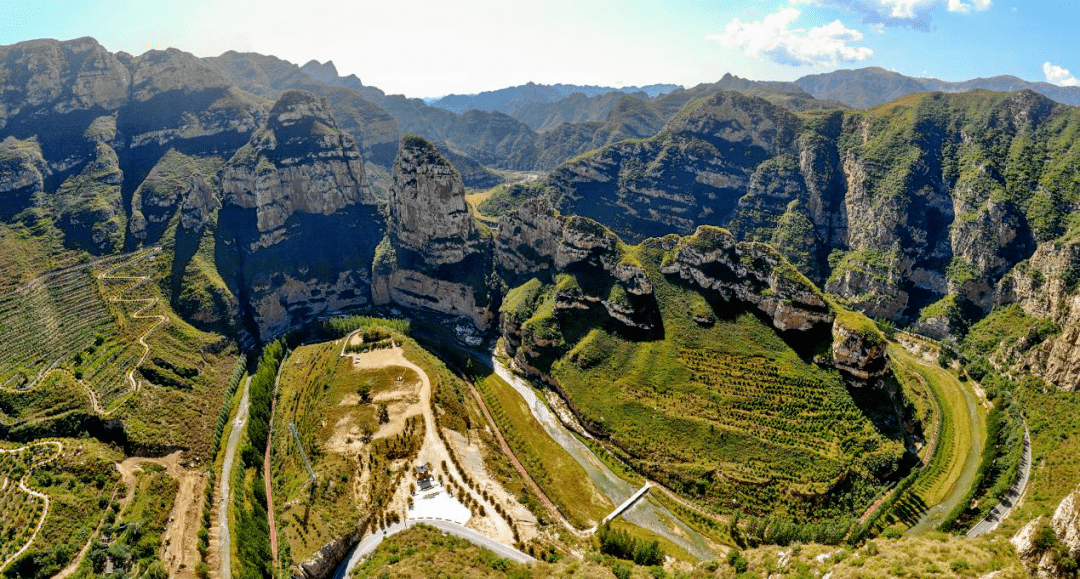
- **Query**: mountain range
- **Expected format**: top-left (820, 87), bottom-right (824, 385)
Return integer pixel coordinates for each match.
top-left (4, 35), bottom-right (1080, 579)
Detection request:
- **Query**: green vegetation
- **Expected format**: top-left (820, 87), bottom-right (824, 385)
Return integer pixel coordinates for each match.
top-left (510, 242), bottom-right (906, 520)
top-left (475, 373), bottom-right (613, 528)
top-left (271, 332), bottom-right (425, 567)
top-left (955, 305), bottom-right (1072, 537)
top-left (597, 523), bottom-right (664, 566)
top-left (475, 182), bottom-right (554, 219)
top-left (74, 464), bottom-right (177, 578)
top-left (234, 342), bottom-right (285, 579)
top-left (866, 347), bottom-right (986, 536)
top-left (2, 439), bottom-right (123, 579)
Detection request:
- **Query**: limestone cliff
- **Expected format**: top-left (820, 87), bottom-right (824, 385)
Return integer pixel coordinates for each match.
top-left (658, 225), bottom-right (888, 381)
top-left (1012, 487), bottom-right (1080, 578)
top-left (374, 135), bottom-right (493, 328)
top-left (218, 90), bottom-right (383, 340)
top-left (996, 240), bottom-right (1080, 391)
top-left (546, 89), bottom-right (1072, 344)
top-left (496, 205), bottom-right (887, 384)
top-left (495, 200), bottom-right (660, 376)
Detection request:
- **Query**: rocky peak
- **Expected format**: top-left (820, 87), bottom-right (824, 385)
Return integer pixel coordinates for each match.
top-left (388, 135), bottom-right (479, 267)
top-left (127, 47), bottom-right (230, 101)
top-left (221, 90), bottom-right (372, 244)
top-left (267, 89), bottom-right (340, 135)
top-left (217, 90), bottom-right (383, 340)
top-left (0, 37), bottom-right (131, 128)
top-left (661, 90), bottom-right (800, 155)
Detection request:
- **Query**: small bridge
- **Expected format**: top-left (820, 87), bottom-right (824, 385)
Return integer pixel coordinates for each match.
top-left (601, 482), bottom-right (652, 527)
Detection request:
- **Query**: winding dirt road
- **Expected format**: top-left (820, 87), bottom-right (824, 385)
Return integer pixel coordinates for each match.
top-left (0, 440), bottom-right (63, 575)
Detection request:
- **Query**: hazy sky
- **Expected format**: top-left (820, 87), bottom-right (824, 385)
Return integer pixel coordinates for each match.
top-left (2, 0), bottom-right (1078, 98)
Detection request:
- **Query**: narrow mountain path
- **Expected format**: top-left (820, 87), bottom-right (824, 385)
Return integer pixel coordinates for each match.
top-left (3, 247), bottom-right (167, 416)
top-left (264, 351), bottom-right (287, 565)
top-left (96, 246), bottom-right (169, 399)
top-left (0, 440), bottom-right (63, 574)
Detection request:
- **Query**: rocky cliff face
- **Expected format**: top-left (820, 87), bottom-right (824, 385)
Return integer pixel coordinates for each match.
top-left (1012, 486), bottom-right (1080, 578)
top-left (658, 225), bottom-right (889, 381)
top-left (494, 199), bottom-right (660, 378)
top-left (995, 240), bottom-right (1080, 391)
top-left (545, 89), bottom-right (1080, 389)
top-left (374, 135), bottom-right (493, 328)
top-left (218, 90), bottom-right (383, 340)
top-left (496, 203), bottom-right (887, 384)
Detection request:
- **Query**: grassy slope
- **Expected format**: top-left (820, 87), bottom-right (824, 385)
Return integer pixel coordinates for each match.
top-left (888, 346), bottom-right (986, 534)
top-left (546, 243), bottom-right (905, 518)
top-left (271, 337), bottom-right (424, 565)
top-left (956, 305), bottom-right (1079, 537)
top-left (476, 373), bottom-right (613, 529)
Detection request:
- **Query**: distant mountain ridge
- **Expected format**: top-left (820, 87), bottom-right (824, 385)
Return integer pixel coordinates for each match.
top-left (429, 81), bottom-right (680, 115)
top-left (796, 66), bottom-right (1080, 108)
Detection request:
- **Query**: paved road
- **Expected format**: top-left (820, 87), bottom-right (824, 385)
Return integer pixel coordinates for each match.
top-left (218, 376), bottom-right (251, 579)
top-left (332, 519), bottom-right (535, 579)
top-left (967, 424), bottom-right (1032, 538)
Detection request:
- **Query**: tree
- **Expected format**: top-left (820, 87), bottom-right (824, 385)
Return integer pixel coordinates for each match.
top-left (357, 381), bottom-right (372, 403)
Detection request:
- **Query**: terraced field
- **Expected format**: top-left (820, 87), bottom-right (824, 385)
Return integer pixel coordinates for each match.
top-left (0, 441), bottom-right (62, 572)
top-left (0, 248), bottom-right (167, 414)
top-left (548, 245), bottom-right (908, 518)
top-left (872, 345), bottom-right (987, 535)
top-left (0, 260), bottom-right (115, 391)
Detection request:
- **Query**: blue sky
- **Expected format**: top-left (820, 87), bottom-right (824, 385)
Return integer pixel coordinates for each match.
top-left (1, 0), bottom-right (1077, 97)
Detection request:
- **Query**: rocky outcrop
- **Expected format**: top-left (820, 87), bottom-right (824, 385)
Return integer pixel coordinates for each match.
top-left (0, 37), bottom-right (131, 130)
top-left (291, 528), bottom-right (362, 579)
top-left (660, 225), bottom-right (889, 380)
top-left (495, 201), bottom-right (660, 375)
top-left (375, 135), bottom-right (493, 328)
top-left (53, 140), bottom-right (125, 254)
top-left (218, 90), bottom-right (383, 340)
top-left (996, 240), bottom-right (1080, 390)
top-left (830, 317), bottom-right (889, 380)
top-left (548, 89), bottom-right (1077, 335)
top-left (1012, 488), bottom-right (1080, 578)
top-left (659, 225), bottom-right (832, 332)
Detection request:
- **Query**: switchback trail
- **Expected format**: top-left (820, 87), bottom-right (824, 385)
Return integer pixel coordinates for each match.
top-left (2, 247), bottom-right (168, 416)
top-left (0, 440), bottom-right (63, 574)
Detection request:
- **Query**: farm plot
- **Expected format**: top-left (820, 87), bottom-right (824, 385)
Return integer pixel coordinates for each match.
top-left (888, 346), bottom-right (986, 535)
top-left (0, 248), bottom-right (169, 415)
top-left (0, 442), bottom-right (62, 572)
top-left (0, 261), bottom-right (115, 391)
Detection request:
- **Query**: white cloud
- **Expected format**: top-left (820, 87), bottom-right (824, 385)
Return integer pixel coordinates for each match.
top-left (947, 0), bottom-right (991, 13)
top-left (1043, 62), bottom-right (1080, 87)
top-left (794, 0), bottom-right (990, 27)
top-left (709, 7), bottom-right (873, 67)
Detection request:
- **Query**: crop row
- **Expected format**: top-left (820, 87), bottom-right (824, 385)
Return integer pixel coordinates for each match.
top-left (0, 265), bottom-right (114, 390)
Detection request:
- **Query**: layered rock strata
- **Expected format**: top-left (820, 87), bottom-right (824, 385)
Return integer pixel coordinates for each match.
top-left (218, 90), bottom-right (383, 340)
top-left (374, 135), bottom-right (493, 328)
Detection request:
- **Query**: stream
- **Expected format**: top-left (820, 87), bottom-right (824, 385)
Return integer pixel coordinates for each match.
top-left (489, 357), bottom-right (714, 560)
